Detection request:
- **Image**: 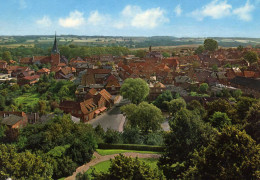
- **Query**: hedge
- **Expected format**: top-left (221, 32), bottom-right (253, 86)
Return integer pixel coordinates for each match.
top-left (98, 143), bottom-right (164, 152)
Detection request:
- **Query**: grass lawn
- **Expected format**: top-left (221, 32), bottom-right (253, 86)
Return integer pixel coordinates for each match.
top-left (14, 93), bottom-right (40, 109)
top-left (86, 158), bottom-right (158, 178)
top-left (96, 149), bottom-right (161, 156)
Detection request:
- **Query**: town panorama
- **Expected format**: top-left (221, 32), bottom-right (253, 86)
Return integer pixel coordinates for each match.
top-left (0, 0), bottom-right (259, 179)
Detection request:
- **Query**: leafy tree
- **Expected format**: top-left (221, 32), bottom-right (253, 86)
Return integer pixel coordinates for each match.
top-left (121, 102), bottom-right (164, 133)
top-left (244, 51), bottom-right (258, 65)
top-left (232, 89), bottom-right (242, 99)
top-left (0, 144), bottom-right (53, 180)
top-left (204, 39), bottom-right (218, 51)
top-left (167, 98), bottom-right (186, 115)
top-left (236, 96), bottom-right (256, 122)
top-left (237, 45), bottom-right (244, 51)
top-left (92, 154), bottom-right (164, 180)
top-left (195, 45), bottom-right (205, 54)
top-left (244, 101), bottom-right (260, 143)
top-left (135, 49), bottom-right (146, 58)
top-left (0, 95), bottom-right (5, 111)
top-left (153, 90), bottom-right (173, 110)
top-left (212, 64), bottom-right (218, 71)
top-left (104, 129), bottom-right (123, 144)
top-left (209, 112), bottom-right (231, 130)
top-left (184, 126), bottom-right (260, 179)
top-left (162, 52), bottom-right (170, 57)
top-left (199, 83), bottom-right (209, 93)
top-left (158, 108), bottom-right (216, 179)
top-left (122, 127), bottom-right (143, 144)
top-left (120, 78), bottom-right (149, 104)
top-left (2, 51), bottom-right (12, 61)
top-left (145, 131), bottom-right (164, 146)
top-left (187, 100), bottom-right (206, 118)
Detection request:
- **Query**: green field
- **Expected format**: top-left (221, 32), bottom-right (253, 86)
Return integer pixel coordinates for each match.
top-left (86, 158), bottom-right (158, 178)
top-left (96, 149), bottom-right (161, 156)
top-left (14, 93), bottom-right (40, 110)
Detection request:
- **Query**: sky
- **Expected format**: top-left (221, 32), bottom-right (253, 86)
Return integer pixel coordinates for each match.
top-left (0, 0), bottom-right (259, 37)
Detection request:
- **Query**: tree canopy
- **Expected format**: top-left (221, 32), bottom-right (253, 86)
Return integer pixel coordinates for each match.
top-left (120, 78), bottom-right (149, 104)
top-left (204, 39), bottom-right (218, 51)
top-left (244, 51), bottom-right (258, 64)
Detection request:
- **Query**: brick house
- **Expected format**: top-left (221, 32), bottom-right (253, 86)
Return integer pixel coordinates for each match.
top-left (17, 75), bottom-right (40, 86)
top-left (0, 111), bottom-right (28, 128)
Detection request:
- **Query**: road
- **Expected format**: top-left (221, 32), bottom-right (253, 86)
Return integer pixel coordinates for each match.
top-left (88, 97), bottom-right (129, 132)
top-left (88, 97), bottom-right (170, 132)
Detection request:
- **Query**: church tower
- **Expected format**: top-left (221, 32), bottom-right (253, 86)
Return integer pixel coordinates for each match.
top-left (51, 33), bottom-right (60, 66)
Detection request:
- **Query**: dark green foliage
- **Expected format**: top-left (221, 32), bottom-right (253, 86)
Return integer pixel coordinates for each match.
top-left (167, 98), bottom-right (186, 115)
top-left (187, 100), bottom-right (206, 118)
top-left (162, 52), bottom-right (170, 57)
top-left (236, 96), bottom-right (256, 121)
top-left (244, 101), bottom-right (260, 144)
top-left (145, 132), bottom-right (164, 146)
top-left (184, 126), bottom-right (260, 179)
top-left (158, 108), bottom-right (216, 179)
top-left (204, 38), bottom-right (218, 51)
top-left (0, 144), bottom-right (53, 180)
top-left (122, 127), bottom-right (144, 144)
top-left (92, 154), bottom-right (165, 180)
top-left (0, 95), bottom-right (5, 111)
top-left (199, 83), bottom-right (209, 93)
top-left (76, 172), bottom-right (90, 180)
top-left (209, 112), bottom-right (231, 130)
top-left (153, 90), bottom-right (173, 111)
top-left (195, 45), bottom-right (205, 54)
top-left (244, 51), bottom-right (258, 64)
top-left (121, 102), bottom-right (164, 133)
top-left (104, 129), bottom-right (123, 144)
top-left (120, 78), bottom-right (149, 104)
top-left (98, 143), bottom-right (164, 152)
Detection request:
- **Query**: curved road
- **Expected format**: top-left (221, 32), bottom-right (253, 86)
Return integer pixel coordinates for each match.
top-left (65, 152), bottom-right (161, 180)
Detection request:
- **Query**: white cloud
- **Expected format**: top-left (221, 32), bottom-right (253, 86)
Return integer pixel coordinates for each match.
top-left (191, 0), bottom-right (232, 21)
top-left (233, 0), bottom-right (254, 21)
top-left (59, 10), bottom-right (85, 28)
top-left (87, 11), bottom-right (108, 26)
top-left (174, 4), bottom-right (182, 16)
top-left (36, 16), bottom-right (52, 27)
top-left (115, 5), bottom-right (169, 29)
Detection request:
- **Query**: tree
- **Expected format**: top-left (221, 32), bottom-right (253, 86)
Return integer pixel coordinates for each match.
top-left (237, 45), bottom-right (244, 51)
top-left (0, 95), bottom-right (5, 111)
top-left (162, 52), bottom-right (170, 57)
top-left (135, 50), bottom-right (146, 58)
top-left (0, 144), bottom-right (53, 180)
top-left (236, 96), bottom-right (256, 122)
top-left (120, 78), bottom-right (149, 104)
top-left (184, 126), bottom-right (260, 179)
top-left (209, 112), bottom-right (231, 130)
top-left (92, 154), bottom-right (164, 180)
top-left (232, 89), bottom-right (242, 99)
top-left (153, 90), bottom-right (173, 110)
top-left (199, 83), bottom-right (209, 93)
top-left (212, 64), bottom-right (218, 72)
top-left (244, 101), bottom-right (260, 144)
top-left (244, 51), bottom-right (258, 65)
top-left (158, 108), bottom-right (216, 179)
top-left (187, 100), bottom-right (206, 119)
top-left (204, 39), bottom-right (218, 51)
top-left (121, 102), bottom-right (164, 133)
top-left (195, 45), bottom-right (205, 54)
top-left (167, 98), bottom-right (186, 115)
top-left (2, 51), bottom-right (12, 62)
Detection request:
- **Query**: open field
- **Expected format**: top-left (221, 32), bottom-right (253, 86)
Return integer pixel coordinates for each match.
top-left (14, 93), bottom-right (40, 109)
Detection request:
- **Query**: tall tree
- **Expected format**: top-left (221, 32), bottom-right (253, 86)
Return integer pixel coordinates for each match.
top-left (184, 126), bottom-right (260, 179)
top-left (167, 98), bottom-right (186, 115)
top-left (244, 51), bottom-right (258, 65)
top-left (120, 78), bottom-right (149, 104)
top-left (153, 90), bottom-right (173, 110)
top-left (204, 39), bottom-right (218, 51)
top-left (209, 112), bottom-right (231, 130)
top-left (121, 102), bottom-right (164, 133)
top-left (2, 51), bottom-right (12, 62)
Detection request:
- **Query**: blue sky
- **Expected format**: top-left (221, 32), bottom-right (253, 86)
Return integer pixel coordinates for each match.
top-left (0, 0), bottom-right (259, 37)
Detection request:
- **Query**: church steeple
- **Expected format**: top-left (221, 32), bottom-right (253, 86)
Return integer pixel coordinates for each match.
top-left (52, 32), bottom-right (59, 54)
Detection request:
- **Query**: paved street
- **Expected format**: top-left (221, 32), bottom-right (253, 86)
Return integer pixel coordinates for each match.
top-left (88, 97), bottom-right (129, 132)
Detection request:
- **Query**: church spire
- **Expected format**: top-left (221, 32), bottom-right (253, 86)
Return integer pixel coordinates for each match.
top-left (52, 32), bottom-right (59, 54)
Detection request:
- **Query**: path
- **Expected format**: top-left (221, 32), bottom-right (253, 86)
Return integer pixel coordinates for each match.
top-left (65, 152), bottom-right (161, 180)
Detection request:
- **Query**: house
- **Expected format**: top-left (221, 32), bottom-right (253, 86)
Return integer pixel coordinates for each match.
top-left (17, 75), bottom-right (40, 86)
top-left (59, 98), bottom-right (98, 122)
top-left (104, 74), bottom-right (121, 95)
top-left (36, 68), bottom-right (50, 76)
top-left (230, 76), bottom-right (260, 98)
top-left (0, 111), bottom-right (28, 128)
top-left (54, 67), bottom-right (75, 80)
top-left (0, 60), bottom-right (8, 69)
top-left (149, 81), bottom-right (167, 100)
top-left (81, 69), bottom-right (112, 86)
top-left (0, 73), bottom-right (14, 82)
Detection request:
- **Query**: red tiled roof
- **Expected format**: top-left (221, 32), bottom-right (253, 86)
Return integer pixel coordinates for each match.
top-left (37, 68), bottom-right (50, 73)
top-left (22, 75), bottom-right (40, 80)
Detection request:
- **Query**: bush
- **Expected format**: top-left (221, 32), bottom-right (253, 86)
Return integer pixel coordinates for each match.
top-left (104, 129), bottom-right (123, 144)
top-left (122, 127), bottom-right (144, 144)
top-left (145, 132), bottom-right (164, 146)
top-left (98, 143), bottom-right (164, 152)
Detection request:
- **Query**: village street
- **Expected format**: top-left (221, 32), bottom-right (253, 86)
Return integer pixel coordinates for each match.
top-left (88, 96), bottom-right (170, 132)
